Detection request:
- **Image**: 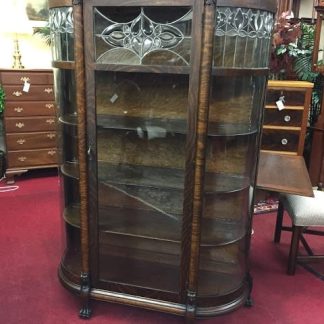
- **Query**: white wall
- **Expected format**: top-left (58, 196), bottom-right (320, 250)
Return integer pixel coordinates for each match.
top-left (0, 0), bottom-right (52, 69)
top-left (299, 0), bottom-right (316, 19)
top-left (0, 34), bottom-right (52, 69)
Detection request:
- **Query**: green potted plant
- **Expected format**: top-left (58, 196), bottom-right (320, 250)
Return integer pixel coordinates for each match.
top-left (270, 11), bottom-right (302, 79)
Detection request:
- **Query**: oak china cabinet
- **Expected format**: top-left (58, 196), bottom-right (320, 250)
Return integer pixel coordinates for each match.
top-left (49, 0), bottom-right (276, 320)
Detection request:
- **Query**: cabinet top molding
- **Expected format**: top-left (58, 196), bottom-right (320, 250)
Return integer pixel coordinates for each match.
top-left (48, 0), bottom-right (276, 13)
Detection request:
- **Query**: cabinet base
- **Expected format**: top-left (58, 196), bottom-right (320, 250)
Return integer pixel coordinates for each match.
top-left (58, 265), bottom-right (250, 319)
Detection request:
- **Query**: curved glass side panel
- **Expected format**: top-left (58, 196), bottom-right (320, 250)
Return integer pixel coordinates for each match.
top-left (52, 62), bottom-right (80, 279)
top-left (49, 7), bottom-right (74, 62)
top-left (198, 74), bottom-right (267, 296)
top-left (94, 6), bottom-right (192, 66)
top-left (198, 4), bottom-right (273, 294)
top-left (53, 68), bottom-right (78, 171)
top-left (213, 7), bottom-right (274, 68)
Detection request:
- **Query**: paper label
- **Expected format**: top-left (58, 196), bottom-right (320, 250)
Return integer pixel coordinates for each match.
top-left (276, 96), bottom-right (285, 110)
top-left (110, 93), bottom-right (118, 103)
top-left (23, 81), bottom-right (30, 93)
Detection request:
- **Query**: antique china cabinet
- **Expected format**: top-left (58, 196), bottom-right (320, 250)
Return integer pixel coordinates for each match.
top-left (49, 0), bottom-right (276, 320)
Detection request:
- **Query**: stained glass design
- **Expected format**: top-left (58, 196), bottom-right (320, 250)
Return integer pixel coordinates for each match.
top-left (49, 7), bottom-right (74, 61)
top-left (214, 7), bottom-right (274, 68)
top-left (94, 7), bottom-right (192, 66)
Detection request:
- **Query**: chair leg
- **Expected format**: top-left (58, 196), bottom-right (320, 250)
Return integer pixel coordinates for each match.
top-left (287, 226), bottom-right (304, 275)
top-left (274, 201), bottom-right (284, 243)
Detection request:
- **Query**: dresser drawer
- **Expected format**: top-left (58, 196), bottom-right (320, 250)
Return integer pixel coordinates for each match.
top-left (7, 149), bottom-right (58, 168)
top-left (263, 108), bottom-right (303, 127)
top-left (5, 117), bottom-right (57, 132)
top-left (0, 71), bottom-right (53, 85)
top-left (261, 129), bottom-right (299, 153)
top-left (6, 132), bottom-right (57, 150)
top-left (266, 89), bottom-right (305, 106)
top-left (5, 101), bottom-right (56, 117)
top-left (3, 85), bottom-right (54, 101)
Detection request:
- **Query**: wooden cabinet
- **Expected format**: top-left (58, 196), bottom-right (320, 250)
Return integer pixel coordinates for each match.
top-left (261, 80), bottom-right (314, 155)
top-left (49, 0), bottom-right (276, 320)
top-left (0, 69), bottom-right (58, 183)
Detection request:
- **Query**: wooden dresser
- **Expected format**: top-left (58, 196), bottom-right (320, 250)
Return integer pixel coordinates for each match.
top-left (261, 80), bottom-right (314, 155)
top-left (0, 69), bottom-right (58, 183)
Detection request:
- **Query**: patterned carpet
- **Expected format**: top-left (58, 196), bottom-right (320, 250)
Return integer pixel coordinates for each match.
top-left (254, 198), bottom-right (279, 214)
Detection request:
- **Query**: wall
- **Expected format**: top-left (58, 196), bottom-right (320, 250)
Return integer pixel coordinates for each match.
top-left (299, 0), bottom-right (316, 18)
top-left (0, 34), bottom-right (52, 69)
top-left (0, 0), bottom-right (52, 69)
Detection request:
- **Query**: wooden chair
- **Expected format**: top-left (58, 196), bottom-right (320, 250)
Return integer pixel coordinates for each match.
top-left (273, 188), bottom-right (324, 276)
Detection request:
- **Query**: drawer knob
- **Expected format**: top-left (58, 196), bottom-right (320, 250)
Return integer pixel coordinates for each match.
top-left (284, 115), bottom-right (291, 122)
top-left (14, 107), bottom-right (24, 113)
top-left (20, 77), bottom-right (30, 82)
top-left (46, 134), bottom-right (56, 139)
top-left (17, 139), bottom-right (26, 145)
top-left (46, 119), bottom-right (55, 124)
top-left (13, 91), bottom-right (22, 97)
top-left (15, 122), bottom-right (25, 128)
top-left (44, 88), bottom-right (53, 94)
top-left (45, 104), bottom-right (54, 109)
top-left (48, 150), bottom-right (56, 156)
top-left (18, 156), bottom-right (27, 162)
top-left (281, 138), bottom-right (288, 145)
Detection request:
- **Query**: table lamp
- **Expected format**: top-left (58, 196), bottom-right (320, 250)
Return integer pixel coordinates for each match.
top-left (0, 0), bottom-right (33, 69)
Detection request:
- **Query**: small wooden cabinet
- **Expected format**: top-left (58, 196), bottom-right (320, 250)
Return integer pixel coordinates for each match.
top-left (261, 80), bottom-right (314, 155)
top-left (0, 69), bottom-right (58, 183)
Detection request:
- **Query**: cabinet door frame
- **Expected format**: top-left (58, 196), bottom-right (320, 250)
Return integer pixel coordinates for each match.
top-left (82, 0), bottom-right (204, 303)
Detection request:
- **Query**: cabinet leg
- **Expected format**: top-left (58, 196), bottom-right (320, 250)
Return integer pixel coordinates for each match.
top-left (244, 272), bottom-right (254, 307)
top-left (79, 272), bottom-right (92, 319)
top-left (5, 175), bottom-right (15, 185)
top-left (185, 290), bottom-right (196, 322)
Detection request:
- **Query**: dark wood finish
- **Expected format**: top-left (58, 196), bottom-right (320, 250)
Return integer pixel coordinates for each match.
top-left (73, 1), bottom-right (92, 317)
top-left (257, 151), bottom-right (314, 197)
top-left (274, 201), bottom-right (284, 243)
top-left (309, 5), bottom-right (324, 185)
top-left (309, 114), bottom-right (324, 185)
top-left (4, 102), bottom-right (56, 117)
top-left (287, 226), bottom-right (303, 275)
top-left (312, 6), bottom-right (324, 73)
top-left (0, 69), bottom-right (58, 183)
top-left (52, 0), bottom-right (277, 320)
top-left (48, 0), bottom-right (72, 8)
top-left (186, 2), bottom-right (216, 319)
top-left (262, 80), bottom-right (314, 155)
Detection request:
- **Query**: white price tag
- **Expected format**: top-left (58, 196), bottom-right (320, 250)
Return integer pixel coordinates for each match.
top-left (276, 96), bottom-right (285, 111)
top-left (110, 93), bottom-right (118, 103)
top-left (23, 81), bottom-right (30, 93)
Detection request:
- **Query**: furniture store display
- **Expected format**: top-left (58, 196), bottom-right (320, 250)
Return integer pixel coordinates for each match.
top-left (0, 69), bottom-right (58, 183)
top-left (261, 80), bottom-right (314, 156)
top-left (49, 0), bottom-right (276, 320)
top-left (274, 189), bottom-right (324, 277)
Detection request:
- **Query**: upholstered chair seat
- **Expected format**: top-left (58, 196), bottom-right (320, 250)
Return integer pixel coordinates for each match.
top-left (274, 189), bottom-right (324, 275)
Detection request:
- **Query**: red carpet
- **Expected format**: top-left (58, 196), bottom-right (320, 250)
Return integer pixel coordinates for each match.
top-left (1, 169), bottom-right (324, 324)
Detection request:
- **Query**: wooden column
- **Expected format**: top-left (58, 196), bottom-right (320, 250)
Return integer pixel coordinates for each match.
top-left (186, 0), bottom-right (216, 320)
top-left (73, 0), bottom-right (91, 318)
